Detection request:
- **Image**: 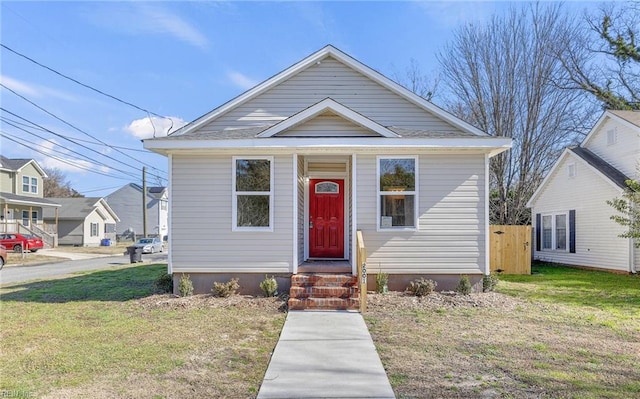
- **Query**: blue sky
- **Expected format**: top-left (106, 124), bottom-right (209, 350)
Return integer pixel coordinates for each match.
top-left (0, 1), bottom-right (599, 197)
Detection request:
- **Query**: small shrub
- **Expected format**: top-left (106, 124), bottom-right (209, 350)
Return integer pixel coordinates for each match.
top-left (483, 274), bottom-right (499, 292)
top-left (259, 275), bottom-right (278, 297)
top-left (375, 272), bottom-right (389, 294)
top-left (212, 278), bottom-right (240, 298)
top-left (154, 272), bottom-right (173, 293)
top-left (456, 275), bottom-right (472, 295)
top-left (407, 278), bottom-right (437, 297)
top-left (178, 274), bottom-right (193, 297)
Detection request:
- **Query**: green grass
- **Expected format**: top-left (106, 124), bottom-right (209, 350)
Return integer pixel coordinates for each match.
top-left (497, 262), bottom-right (640, 330)
top-left (0, 264), bottom-right (286, 398)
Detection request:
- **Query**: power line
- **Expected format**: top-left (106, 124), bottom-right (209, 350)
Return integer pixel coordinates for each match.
top-left (0, 131), bottom-right (134, 181)
top-left (0, 43), bottom-right (171, 124)
top-left (0, 82), bottom-right (168, 175)
top-left (1, 117), bottom-right (142, 180)
top-left (0, 116), bottom-right (152, 153)
top-left (0, 108), bottom-right (166, 182)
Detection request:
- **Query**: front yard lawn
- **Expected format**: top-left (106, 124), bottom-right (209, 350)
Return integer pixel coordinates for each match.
top-left (0, 264), bottom-right (286, 398)
top-left (366, 264), bottom-right (640, 399)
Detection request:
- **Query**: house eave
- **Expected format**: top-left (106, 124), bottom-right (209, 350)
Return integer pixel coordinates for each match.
top-left (144, 137), bottom-right (512, 157)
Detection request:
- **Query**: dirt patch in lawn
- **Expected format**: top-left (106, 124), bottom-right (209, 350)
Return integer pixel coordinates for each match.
top-left (365, 291), bottom-right (640, 399)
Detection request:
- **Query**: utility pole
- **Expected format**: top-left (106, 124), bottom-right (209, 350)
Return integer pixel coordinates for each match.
top-left (142, 166), bottom-right (148, 238)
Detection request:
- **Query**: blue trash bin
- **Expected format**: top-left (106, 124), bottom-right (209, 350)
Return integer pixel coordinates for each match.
top-left (101, 238), bottom-right (111, 246)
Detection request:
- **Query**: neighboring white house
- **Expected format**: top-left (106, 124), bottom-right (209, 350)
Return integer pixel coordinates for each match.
top-left (144, 45), bottom-right (511, 303)
top-left (43, 197), bottom-right (120, 247)
top-left (104, 183), bottom-right (168, 240)
top-left (527, 110), bottom-right (639, 274)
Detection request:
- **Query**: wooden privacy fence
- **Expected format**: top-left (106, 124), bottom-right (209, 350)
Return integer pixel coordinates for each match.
top-left (489, 225), bottom-right (531, 274)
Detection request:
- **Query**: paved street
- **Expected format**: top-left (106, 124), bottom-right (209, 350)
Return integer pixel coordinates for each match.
top-left (0, 252), bottom-right (168, 285)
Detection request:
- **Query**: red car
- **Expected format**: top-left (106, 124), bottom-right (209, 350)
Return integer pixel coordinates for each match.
top-left (0, 233), bottom-right (44, 253)
top-left (0, 244), bottom-right (6, 269)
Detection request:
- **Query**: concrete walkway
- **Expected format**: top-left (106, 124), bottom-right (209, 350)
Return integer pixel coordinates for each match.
top-left (257, 311), bottom-right (395, 399)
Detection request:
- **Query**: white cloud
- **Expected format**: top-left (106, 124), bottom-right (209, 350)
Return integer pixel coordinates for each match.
top-left (0, 75), bottom-right (79, 102)
top-left (125, 116), bottom-right (187, 139)
top-left (85, 4), bottom-right (209, 49)
top-left (227, 71), bottom-right (259, 90)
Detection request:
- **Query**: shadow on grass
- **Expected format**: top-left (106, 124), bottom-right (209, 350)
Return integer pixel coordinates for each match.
top-left (498, 262), bottom-right (640, 311)
top-left (0, 264), bottom-right (167, 303)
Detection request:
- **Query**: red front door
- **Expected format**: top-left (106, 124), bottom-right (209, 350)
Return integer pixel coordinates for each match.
top-left (309, 179), bottom-right (344, 258)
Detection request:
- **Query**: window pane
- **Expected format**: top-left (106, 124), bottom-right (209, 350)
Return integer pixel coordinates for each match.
top-left (237, 195), bottom-right (270, 227)
top-left (236, 160), bottom-right (270, 192)
top-left (315, 182), bottom-right (338, 193)
top-left (380, 194), bottom-right (415, 227)
top-left (380, 159), bottom-right (415, 191)
top-left (542, 215), bottom-right (552, 249)
top-left (31, 178), bottom-right (37, 193)
top-left (22, 176), bottom-right (29, 192)
top-left (556, 215), bottom-right (567, 250)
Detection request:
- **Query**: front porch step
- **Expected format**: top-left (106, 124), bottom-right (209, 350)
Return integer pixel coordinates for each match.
top-left (288, 297), bottom-right (360, 311)
top-left (288, 273), bottom-right (359, 311)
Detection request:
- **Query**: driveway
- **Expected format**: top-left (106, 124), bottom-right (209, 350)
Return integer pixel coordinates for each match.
top-left (0, 252), bottom-right (168, 285)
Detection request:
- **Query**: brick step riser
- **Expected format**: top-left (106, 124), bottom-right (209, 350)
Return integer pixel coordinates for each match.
top-left (289, 286), bottom-right (358, 299)
top-left (291, 276), bottom-right (357, 287)
top-left (288, 298), bottom-right (360, 311)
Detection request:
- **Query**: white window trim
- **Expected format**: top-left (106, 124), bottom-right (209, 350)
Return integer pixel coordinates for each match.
top-left (232, 156), bottom-right (274, 232)
top-left (90, 223), bottom-right (100, 237)
top-left (22, 176), bottom-right (30, 193)
top-left (541, 212), bottom-right (569, 252)
top-left (376, 155), bottom-right (419, 231)
top-left (30, 177), bottom-right (38, 194)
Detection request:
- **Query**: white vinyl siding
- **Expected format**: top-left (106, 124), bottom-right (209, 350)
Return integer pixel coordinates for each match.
top-left (170, 154), bottom-right (293, 273)
top-left (357, 153), bottom-right (486, 274)
top-left (584, 117), bottom-right (639, 178)
top-left (531, 153), bottom-right (630, 272)
top-left (199, 57), bottom-right (461, 132)
top-left (276, 114), bottom-right (380, 137)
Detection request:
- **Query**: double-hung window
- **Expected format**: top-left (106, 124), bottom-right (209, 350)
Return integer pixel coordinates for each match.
top-left (541, 212), bottom-right (568, 251)
top-left (232, 157), bottom-right (273, 231)
top-left (377, 156), bottom-right (417, 230)
top-left (23, 176), bottom-right (37, 193)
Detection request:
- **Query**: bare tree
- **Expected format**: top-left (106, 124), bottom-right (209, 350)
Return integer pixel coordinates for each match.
top-left (437, 3), bottom-right (596, 225)
top-left (43, 167), bottom-right (84, 198)
top-left (391, 59), bottom-right (439, 101)
top-left (558, 1), bottom-right (639, 110)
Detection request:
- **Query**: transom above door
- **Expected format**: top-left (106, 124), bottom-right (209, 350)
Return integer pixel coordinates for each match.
top-left (309, 179), bottom-right (344, 258)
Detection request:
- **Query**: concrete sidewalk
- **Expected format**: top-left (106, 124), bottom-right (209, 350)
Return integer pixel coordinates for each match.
top-left (257, 311), bottom-right (395, 399)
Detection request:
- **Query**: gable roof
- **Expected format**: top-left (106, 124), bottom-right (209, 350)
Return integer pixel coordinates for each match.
top-left (0, 155), bottom-right (47, 176)
top-left (257, 98), bottom-right (399, 138)
top-left (167, 45), bottom-right (488, 138)
top-left (608, 110), bottom-right (640, 128)
top-left (569, 147), bottom-right (630, 189)
top-left (582, 110), bottom-right (640, 148)
top-left (527, 146), bottom-right (631, 207)
top-left (43, 197), bottom-right (120, 221)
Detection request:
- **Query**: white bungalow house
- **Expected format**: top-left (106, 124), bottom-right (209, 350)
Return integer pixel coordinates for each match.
top-left (527, 110), bottom-right (639, 274)
top-left (43, 197), bottom-right (120, 247)
top-left (144, 45), bottom-right (511, 308)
